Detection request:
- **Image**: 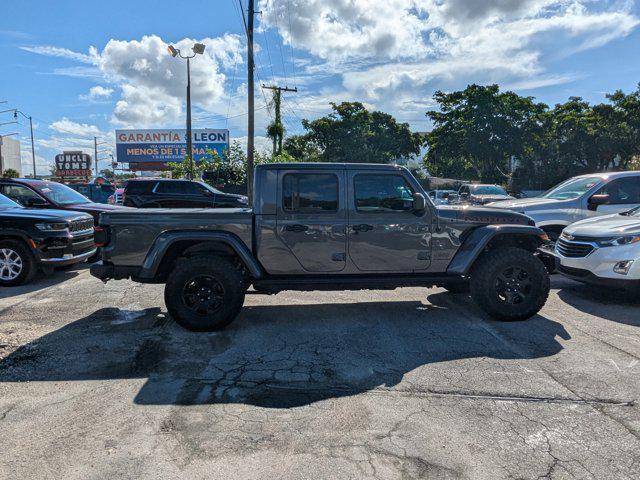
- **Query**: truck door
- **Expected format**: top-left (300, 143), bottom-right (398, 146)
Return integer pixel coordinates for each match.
top-left (276, 169), bottom-right (347, 272)
top-left (347, 171), bottom-right (431, 272)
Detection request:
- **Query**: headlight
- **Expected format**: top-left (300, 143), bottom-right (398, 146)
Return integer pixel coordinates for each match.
top-left (596, 235), bottom-right (640, 247)
top-left (35, 222), bottom-right (69, 232)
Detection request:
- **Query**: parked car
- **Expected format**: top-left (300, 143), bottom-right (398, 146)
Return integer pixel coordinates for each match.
top-left (107, 187), bottom-right (125, 205)
top-left (66, 182), bottom-right (115, 204)
top-left (92, 163), bottom-right (550, 331)
top-left (541, 207), bottom-right (640, 292)
top-left (122, 179), bottom-right (249, 208)
top-left (0, 193), bottom-right (95, 286)
top-left (456, 184), bottom-right (514, 205)
top-left (0, 178), bottom-right (130, 225)
top-left (427, 189), bottom-right (456, 205)
top-left (489, 171), bottom-right (640, 240)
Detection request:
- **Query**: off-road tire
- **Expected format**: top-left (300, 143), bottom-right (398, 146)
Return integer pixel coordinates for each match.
top-left (164, 255), bottom-right (246, 332)
top-left (442, 282), bottom-right (470, 294)
top-left (470, 247), bottom-right (549, 321)
top-left (0, 239), bottom-right (36, 287)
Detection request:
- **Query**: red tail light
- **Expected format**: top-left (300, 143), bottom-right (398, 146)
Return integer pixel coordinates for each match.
top-left (94, 226), bottom-right (110, 247)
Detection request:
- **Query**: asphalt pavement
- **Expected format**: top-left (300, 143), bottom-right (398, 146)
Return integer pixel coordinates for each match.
top-left (0, 266), bottom-right (639, 479)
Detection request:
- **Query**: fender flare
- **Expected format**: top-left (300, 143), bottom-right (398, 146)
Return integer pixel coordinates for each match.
top-left (139, 230), bottom-right (263, 280)
top-left (446, 225), bottom-right (546, 275)
top-left (0, 230), bottom-right (37, 254)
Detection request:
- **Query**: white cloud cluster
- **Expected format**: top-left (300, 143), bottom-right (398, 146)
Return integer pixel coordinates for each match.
top-left (50, 118), bottom-right (102, 137)
top-left (80, 85), bottom-right (114, 101)
top-left (260, 0), bottom-right (639, 114)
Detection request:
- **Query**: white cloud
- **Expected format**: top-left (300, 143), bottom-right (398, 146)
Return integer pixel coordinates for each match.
top-left (80, 85), bottom-right (114, 101)
top-left (260, 0), bottom-right (639, 121)
top-left (49, 118), bottom-right (103, 137)
top-left (21, 45), bottom-right (98, 64)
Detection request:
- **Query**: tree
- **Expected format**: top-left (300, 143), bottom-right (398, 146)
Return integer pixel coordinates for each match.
top-left (425, 84), bottom-right (548, 184)
top-left (1, 168), bottom-right (20, 178)
top-left (283, 134), bottom-right (321, 161)
top-left (300, 102), bottom-right (423, 163)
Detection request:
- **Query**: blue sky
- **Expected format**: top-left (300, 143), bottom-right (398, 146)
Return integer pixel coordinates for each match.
top-left (1, 0), bottom-right (639, 174)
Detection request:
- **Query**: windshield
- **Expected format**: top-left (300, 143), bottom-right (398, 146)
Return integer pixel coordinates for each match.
top-left (542, 176), bottom-right (602, 200)
top-left (35, 182), bottom-right (91, 205)
top-left (0, 193), bottom-right (21, 209)
top-left (199, 182), bottom-right (223, 195)
top-left (472, 185), bottom-right (507, 195)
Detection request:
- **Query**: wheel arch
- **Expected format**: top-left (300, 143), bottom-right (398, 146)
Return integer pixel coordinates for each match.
top-left (447, 225), bottom-right (547, 275)
top-left (140, 231), bottom-right (263, 282)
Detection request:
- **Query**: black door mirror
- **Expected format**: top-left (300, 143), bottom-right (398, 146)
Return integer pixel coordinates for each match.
top-left (26, 197), bottom-right (48, 207)
top-left (412, 192), bottom-right (426, 211)
top-left (588, 193), bottom-right (610, 211)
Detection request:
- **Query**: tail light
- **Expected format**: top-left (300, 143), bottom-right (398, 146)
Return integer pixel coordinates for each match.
top-left (94, 225), bottom-right (110, 247)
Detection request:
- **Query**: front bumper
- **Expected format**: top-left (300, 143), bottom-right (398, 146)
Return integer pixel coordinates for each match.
top-left (539, 244), bottom-right (640, 286)
top-left (40, 248), bottom-right (97, 266)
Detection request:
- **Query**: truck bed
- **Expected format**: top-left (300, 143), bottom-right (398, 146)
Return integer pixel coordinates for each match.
top-left (99, 208), bottom-right (254, 267)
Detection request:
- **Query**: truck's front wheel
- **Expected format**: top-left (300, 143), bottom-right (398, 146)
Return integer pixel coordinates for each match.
top-left (470, 248), bottom-right (549, 321)
top-left (165, 256), bottom-right (246, 331)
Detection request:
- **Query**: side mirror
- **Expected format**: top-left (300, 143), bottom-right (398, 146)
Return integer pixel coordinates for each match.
top-left (26, 197), bottom-right (48, 207)
top-left (412, 192), bottom-right (426, 211)
top-left (588, 194), bottom-right (609, 211)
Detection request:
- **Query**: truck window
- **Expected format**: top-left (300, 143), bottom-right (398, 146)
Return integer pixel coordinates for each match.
top-left (354, 174), bottom-right (414, 213)
top-left (155, 181), bottom-right (197, 195)
top-left (282, 173), bottom-right (338, 213)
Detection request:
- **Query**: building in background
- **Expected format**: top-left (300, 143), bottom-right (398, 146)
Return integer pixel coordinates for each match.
top-left (0, 136), bottom-right (22, 176)
top-left (115, 129), bottom-right (230, 171)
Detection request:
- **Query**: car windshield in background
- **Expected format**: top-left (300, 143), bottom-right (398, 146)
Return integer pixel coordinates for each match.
top-left (542, 176), bottom-right (601, 200)
top-left (36, 182), bottom-right (91, 205)
top-left (0, 193), bottom-right (21, 209)
top-left (472, 186), bottom-right (507, 195)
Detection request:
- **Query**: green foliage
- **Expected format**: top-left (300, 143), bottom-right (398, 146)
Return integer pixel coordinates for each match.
top-left (1, 168), bottom-right (20, 178)
top-left (424, 83), bottom-right (640, 190)
top-left (297, 102), bottom-right (423, 163)
top-left (283, 134), bottom-right (321, 161)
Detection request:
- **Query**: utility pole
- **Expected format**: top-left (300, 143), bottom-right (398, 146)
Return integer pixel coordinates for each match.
top-left (262, 85), bottom-right (297, 155)
top-left (28, 116), bottom-right (36, 178)
top-left (186, 56), bottom-right (194, 180)
top-left (94, 137), bottom-right (98, 178)
top-left (247, 0), bottom-right (255, 203)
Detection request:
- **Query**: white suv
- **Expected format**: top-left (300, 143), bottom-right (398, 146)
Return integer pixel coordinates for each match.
top-left (547, 207), bottom-right (640, 290)
top-left (490, 171), bottom-right (640, 240)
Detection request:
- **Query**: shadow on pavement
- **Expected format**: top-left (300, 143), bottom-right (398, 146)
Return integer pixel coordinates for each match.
top-left (0, 270), bottom-right (81, 300)
top-left (0, 297), bottom-right (570, 408)
top-left (556, 282), bottom-right (640, 327)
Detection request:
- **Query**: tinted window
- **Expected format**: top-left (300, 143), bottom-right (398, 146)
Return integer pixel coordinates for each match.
top-left (154, 181), bottom-right (197, 195)
top-left (1, 184), bottom-right (43, 206)
top-left (125, 181), bottom-right (154, 194)
top-left (354, 174), bottom-right (414, 213)
top-left (283, 174), bottom-right (338, 213)
top-left (598, 176), bottom-right (640, 204)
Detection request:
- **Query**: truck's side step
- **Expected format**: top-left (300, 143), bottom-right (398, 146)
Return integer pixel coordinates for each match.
top-left (252, 274), bottom-right (461, 293)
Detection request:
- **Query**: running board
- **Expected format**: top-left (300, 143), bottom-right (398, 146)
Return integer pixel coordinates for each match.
top-left (252, 274), bottom-right (461, 293)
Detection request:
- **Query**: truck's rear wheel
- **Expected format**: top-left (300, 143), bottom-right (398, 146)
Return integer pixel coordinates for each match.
top-left (470, 248), bottom-right (549, 321)
top-left (164, 255), bottom-right (246, 331)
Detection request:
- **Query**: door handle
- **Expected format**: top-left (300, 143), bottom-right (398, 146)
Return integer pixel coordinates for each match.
top-left (352, 224), bottom-right (374, 232)
top-left (285, 224), bottom-right (309, 232)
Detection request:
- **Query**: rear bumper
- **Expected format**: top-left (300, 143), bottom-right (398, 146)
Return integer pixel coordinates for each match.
top-left (90, 261), bottom-right (141, 282)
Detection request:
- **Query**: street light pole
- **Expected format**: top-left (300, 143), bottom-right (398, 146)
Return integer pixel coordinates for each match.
top-left (2, 109), bottom-right (37, 178)
top-left (167, 43), bottom-right (205, 181)
top-left (186, 56), bottom-right (193, 180)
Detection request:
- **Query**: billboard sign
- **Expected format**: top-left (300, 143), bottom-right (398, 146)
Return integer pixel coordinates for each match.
top-left (115, 129), bottom-right (229, 165)
top-left (55, 151), bottom-right (92, 177)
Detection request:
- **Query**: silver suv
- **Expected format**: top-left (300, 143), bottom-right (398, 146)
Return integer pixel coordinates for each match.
top-left (489, 171), bottom-right (640, 240)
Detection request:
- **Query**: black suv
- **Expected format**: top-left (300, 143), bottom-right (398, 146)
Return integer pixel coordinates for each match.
top-left (123, 179), bottom-right (248, 208)
top-left (0, 193), bottom-right (95, 286)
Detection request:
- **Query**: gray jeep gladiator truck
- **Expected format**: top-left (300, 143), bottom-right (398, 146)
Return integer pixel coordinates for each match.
top-left (91, 163), bottom-right (551, 331)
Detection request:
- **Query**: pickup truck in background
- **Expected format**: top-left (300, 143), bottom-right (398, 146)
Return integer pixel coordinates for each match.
top-left (91, 163), bottom-right (551, 331)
